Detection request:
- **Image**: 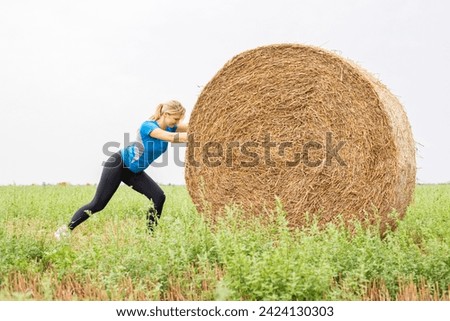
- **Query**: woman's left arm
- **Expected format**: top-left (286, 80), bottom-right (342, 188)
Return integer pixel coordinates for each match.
top-left (176, 123), bottom-right (189, 132)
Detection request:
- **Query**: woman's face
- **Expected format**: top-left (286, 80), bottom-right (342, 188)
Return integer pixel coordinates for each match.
top-left (164, 113), bottom-right (183, 127)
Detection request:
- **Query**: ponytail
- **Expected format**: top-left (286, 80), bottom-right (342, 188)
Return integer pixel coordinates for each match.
top-left (150, 103), bottom-right (165, 120)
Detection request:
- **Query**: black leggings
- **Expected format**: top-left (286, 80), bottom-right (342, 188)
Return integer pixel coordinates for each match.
top-left (68, 151), bottom-right (165, 231)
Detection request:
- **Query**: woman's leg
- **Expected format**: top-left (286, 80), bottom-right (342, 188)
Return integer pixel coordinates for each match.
top-left (68, 152), bottom-right (124, 230)
top-left (123, 171), bottom-right (166, 231)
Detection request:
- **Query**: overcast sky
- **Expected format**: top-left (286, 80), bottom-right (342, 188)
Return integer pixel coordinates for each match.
top-left (1, 0), bottom-right (449, 185)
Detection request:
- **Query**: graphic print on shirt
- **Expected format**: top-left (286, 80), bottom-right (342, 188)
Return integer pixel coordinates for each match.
top-left (131, 129), bottom-right (144, 163)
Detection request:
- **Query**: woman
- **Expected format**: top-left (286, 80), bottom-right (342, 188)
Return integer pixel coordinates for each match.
top-left (55, 100), bottom-right (188, 239)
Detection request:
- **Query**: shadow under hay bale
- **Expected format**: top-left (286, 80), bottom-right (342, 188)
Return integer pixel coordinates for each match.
top-left (185, 44), bottom-right (416, 233)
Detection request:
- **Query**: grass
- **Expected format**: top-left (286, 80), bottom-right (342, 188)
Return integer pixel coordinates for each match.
top-left (0, 183), bottom-right (449, 300)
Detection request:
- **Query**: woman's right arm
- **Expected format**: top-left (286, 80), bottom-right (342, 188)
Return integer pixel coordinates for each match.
top-left (176, 123), bottom-right (188, 132)
top-left (150, 128), bottom-right (188, 143)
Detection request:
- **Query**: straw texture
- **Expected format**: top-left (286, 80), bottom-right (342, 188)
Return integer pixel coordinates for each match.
top-left (185, 44), bottom-right (416, 231)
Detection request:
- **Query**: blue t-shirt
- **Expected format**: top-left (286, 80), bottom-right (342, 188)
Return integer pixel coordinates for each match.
top-left (122, 120), bottom-right (177, 173)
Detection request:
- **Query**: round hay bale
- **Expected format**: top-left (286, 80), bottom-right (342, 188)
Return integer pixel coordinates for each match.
top-left (185, 44), bottom-right (416, 232)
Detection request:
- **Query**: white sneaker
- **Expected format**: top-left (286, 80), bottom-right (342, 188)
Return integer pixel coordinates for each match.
top-left (54, 225), bottom-right (70, 241)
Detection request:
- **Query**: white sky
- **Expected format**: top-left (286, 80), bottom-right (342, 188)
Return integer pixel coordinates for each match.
top-left (0, 0), bottom-right (449, 185)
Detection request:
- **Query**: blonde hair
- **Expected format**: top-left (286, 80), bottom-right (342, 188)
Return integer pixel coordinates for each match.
top-left (150, 100), bottom-right (185, 120)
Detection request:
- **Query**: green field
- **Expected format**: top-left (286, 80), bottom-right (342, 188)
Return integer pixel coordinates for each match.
top-left (0, 184), bottom-right (449, 300)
